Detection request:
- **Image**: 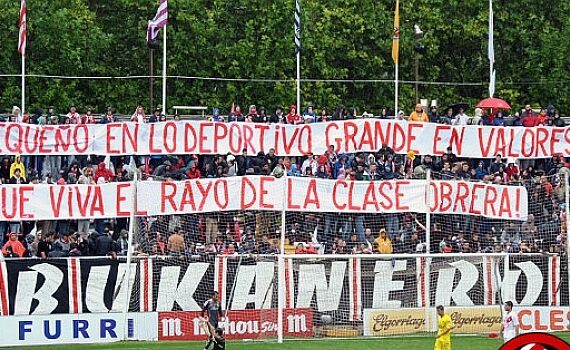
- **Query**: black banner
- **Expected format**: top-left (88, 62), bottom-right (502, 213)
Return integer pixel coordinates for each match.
top-left (0, 255), bottom-right (566, 317)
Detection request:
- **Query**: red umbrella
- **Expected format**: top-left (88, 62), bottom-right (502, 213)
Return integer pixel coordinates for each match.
top-left (476, 97), bottom-right (511, 109)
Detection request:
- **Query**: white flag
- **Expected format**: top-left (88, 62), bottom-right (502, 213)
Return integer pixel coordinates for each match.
top-left (489, 69), bottom-right (496, 98)
top-left (104, 155), bottom-right (115, 176)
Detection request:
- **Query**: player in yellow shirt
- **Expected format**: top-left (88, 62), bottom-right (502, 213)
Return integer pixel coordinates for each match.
top-left (434, 305), bottom-right (454, 350)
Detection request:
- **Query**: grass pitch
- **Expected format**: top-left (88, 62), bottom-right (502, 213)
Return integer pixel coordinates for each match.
top-left (9, 333), bottom-right (570, 350)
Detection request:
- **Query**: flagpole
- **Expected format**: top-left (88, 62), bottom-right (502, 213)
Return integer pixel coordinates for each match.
top-left (394, 63), bottom-right (398, 118)
top-left (296, 51), bottom-right (301, 115)
top-left (295, 0), bottom-right (301, 114)
top-left (19, 0), bottom-right (26, 115)
top-left (162, 24), bottom-right (167, 114)
top-left (392, 0), bottom-right (400, 118)
top-left (21, 54), bottom-right (25, 115)
top-left (488, 0), bottom-right (495, 98)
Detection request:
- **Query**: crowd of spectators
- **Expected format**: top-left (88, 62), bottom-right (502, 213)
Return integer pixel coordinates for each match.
top-left (0, 103), bottom-right (569, 259)
top-left (2, 102), bottom-right (567, 127)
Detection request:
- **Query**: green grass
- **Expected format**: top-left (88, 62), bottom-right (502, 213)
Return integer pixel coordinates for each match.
top-left (10, 333), bottom-right (570, 350)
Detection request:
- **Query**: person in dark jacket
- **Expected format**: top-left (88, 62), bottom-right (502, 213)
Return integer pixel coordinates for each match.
top-left (93, 230), bottom-right (118, 258)
top-left (148, 107), bottom-right (161, 123)
top-left (551, 112), bottom-right (566, 127)
top-left (236, 149), bottom-right (253, 176)
top-left (0, 157), bottom-right (11, 183)
top-left (153, 160), bottom-right (173, 178)
top-left (429, 105), bottom-right (440, 123)
top-left (99, 108), bottom-right (114, 124)
top-left (9, 168), bottom-right (27, 184)
top-left (332, 105), bottom-right (346, 121)
top-left (264, 148), bottom-right (279, 171)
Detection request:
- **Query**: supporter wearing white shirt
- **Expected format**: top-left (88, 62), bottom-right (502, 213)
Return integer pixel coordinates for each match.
top-left (66, 106), bottom-right (81, 124)
top-left (501, 301), bottom-right (519, 343)
top-left (452, 107), bottom-right (470, 125)
top-left (131, 105), bottom-right (146, 123)
top-left (301, 154), bottom-right (317, 176)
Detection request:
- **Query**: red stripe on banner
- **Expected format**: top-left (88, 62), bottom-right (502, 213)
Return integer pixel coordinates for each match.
top-left (486, 257), bottom-right (493, 305)
top-left (352, 259), bottom-right (357, 319)
top-left (217, 256), bottom-right (223, 296)
top-left (420, 258), bottom-right (426, 307)
top-left (144, 259), bottom-right (150, 312)
top-left (552, 256), bottom-right (557, 305)
top-left (0, 263), bottom-right (8, 316)
top-left (285, 259), bottom-right (291, 309)
top-left (71, 258), bottom-right (79, 313)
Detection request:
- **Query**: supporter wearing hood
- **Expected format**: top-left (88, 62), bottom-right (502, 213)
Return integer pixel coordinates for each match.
top-left (153, 160), bottom-right (173, 178)
top-left (10, 154), bottom-right (26, 182)
top-left (187, 160), bottom-right (202, 179)
top-left (375, 229), bottom-right (393, 254)
top-left (245, 105), bottom-right (258, 122)
top-left (2, 233), bottom-right (26, 257)
top-left (409, 104), bottom-right (428, 123)
top-left (210, 108), bottom-right (224, 123)
top-left (94, 162), bottom-right (114, 183)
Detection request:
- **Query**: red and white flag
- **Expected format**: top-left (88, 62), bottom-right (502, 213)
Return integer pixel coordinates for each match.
top-left (18, 0), bottom-right (26, 56)
top-left (147, 0), bottom-right (168, 42)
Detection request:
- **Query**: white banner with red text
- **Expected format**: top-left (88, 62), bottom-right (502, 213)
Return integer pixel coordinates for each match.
top-left (0, 120), bottom-right (568, 158)
top-left (0, 176), bottom-right (527, 221)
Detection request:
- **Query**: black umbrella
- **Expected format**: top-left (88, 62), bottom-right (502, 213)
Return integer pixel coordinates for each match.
top-left (446, 103), bottom-right (469, 115)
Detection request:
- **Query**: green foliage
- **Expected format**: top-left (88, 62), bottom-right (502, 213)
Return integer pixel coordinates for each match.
top-left (0, 0), bottom-right (569, 115)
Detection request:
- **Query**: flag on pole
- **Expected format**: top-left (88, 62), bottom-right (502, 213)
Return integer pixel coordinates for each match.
top-left (294, 0), bottom-right (301, 54)
top-left (147, 0), bottom-right (168, 43)
top-left (18, 0), bottom-right (26, 56)
top-left (103, 155), bottom-right (116, 177)
top-left (392, 0), bottom-right (400, 64)
top-left (488, 0), bottom-right (496, 97)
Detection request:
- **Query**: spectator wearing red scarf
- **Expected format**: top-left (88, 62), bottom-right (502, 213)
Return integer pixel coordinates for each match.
top-left (81, 108), bottom-right (96, 124)
top-left (286, 104), bottom-right (302, 125)
top-left (521, 105), bottom-right (537, 127)
top-left (536, 108), bottom-right (548, 126)
top-left (66, 106), bottom-right (81, 124)
top-left (94, 162), bottom-right (114, 183)
top-left (504, 161), bottom-right (520, 181)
